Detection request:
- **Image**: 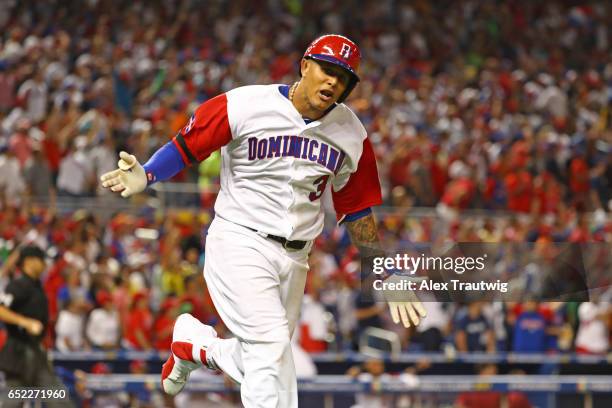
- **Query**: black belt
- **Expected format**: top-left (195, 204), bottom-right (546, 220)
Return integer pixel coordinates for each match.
top-left (245, 226), bottom-right (307, 250)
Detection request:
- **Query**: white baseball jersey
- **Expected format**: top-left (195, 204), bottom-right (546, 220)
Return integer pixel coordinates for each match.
top-left (172, 84), bottom-right (382, 241)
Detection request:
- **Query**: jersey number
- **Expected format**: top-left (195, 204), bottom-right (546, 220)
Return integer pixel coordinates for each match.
top-left (309, 175), bottom-right (329, 201)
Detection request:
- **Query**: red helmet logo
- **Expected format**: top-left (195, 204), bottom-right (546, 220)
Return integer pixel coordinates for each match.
top-left (321, 45), bottom-right (335, 55)
top-left (339, 43), bottom-right (353, 59)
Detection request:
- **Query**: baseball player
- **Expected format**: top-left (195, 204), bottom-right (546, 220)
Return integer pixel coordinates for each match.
top-left (101, 34), bottom-right (425, 408)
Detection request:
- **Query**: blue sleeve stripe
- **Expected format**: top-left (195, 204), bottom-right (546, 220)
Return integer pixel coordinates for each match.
top-left (342, 207), bottom-right (372, 223)
top-left (174, 133), bottom-right (198, 165)
top-left (142, 141), bottom-right (186, 185)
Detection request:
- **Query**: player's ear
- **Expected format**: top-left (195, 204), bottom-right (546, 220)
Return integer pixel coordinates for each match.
top-left (300, 58), bottom-right (310, 78)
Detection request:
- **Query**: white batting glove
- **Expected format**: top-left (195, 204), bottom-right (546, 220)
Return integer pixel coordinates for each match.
top-left (383, 274), bottom-right (427, 328)
top-left (100, 151), bottom-right (147, 198)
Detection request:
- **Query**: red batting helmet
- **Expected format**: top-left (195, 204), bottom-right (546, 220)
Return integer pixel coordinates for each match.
top-left (302, 34), bottom-right (361, 103)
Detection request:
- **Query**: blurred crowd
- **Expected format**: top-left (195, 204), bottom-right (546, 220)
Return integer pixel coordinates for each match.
top-left (0, 0), bottom-right (609, 215)
top-left (0, 201), bottom-right (610, 359)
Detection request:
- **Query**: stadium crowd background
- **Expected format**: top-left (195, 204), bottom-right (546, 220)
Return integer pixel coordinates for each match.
top-left (0, 0), bottom-right (611, 397)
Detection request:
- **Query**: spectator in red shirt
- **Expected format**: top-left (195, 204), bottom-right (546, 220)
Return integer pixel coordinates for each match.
top-left (568, 213), bottom-right (591, 242)
top-left (181, 273), bottom-right (217, 326)
top-left (505, 155), bottom-right (533, 213)
top-left (437, 161), bottom-right (476, 221)
top-left (568, 149), bottom-right (590, 208)
top-left (0, 64), bottom-right (16, 112)
top-left (42, 258), bottom-right (68, 342)
top-left (388, 141), bottom-right (413, 189)
top-left (123, 291), bottom-right (153, 350)
top-left (153, 297), bottom-right (180, 351)
top-left (533, 172), bottom-right (563, 215)
top-left (429, 144), bottom-right (448, 200)
top-left (442, 177), bottom-right (476, 209)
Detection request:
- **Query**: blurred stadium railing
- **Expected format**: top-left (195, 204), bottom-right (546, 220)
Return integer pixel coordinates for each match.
top-left (48, 350), bottom-right (612, 366)
top-left (36, 182), bottom-right (546, 218)
top-left (81, 373), bottom-right (612, 408)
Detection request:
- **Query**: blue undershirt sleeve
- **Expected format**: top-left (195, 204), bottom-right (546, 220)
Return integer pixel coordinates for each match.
top-left (142, 141), bottom-right (186, 185)
top-left (342, 207), bottom-right (372, 223)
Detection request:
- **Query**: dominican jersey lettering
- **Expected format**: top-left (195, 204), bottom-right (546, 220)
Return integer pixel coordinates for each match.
top-left (172, 84), bottom-right (382, 241)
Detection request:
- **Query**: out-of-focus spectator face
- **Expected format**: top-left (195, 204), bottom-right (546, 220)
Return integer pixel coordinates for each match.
top-left (21, 255), bottom-right (46, 278)
top-left (391, 186), bottom-right (413, 208)
top-left (96, 291), bottom-right (113, 310)
top-left (160, 297), bottom-right (180, 316)
top-left (132, 292), bottom-right (148, 310)
top-left (467, 302), bottom-right (483, 317)
top-left (66, 266), bottom-right (80, 285)
top-left (185, 274), bottom-right (205, 294)
top-left (90, 362), bottom-right (111, 375)
top-left (478, 364), bottom-right (498, 376)
top-left (364, 358), bottom-right (385, 376)
top-left (522, 300), bottom-right (538, 312)
top-left (184, 247), bottom-right (199, 264)
top-left (129, 360), bottom-right (147, 374)
top-left (66, 297), bottom-right (89, 314)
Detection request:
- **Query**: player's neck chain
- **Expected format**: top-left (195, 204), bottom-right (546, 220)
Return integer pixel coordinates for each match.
top-left (289, 80), bottom-right (319, 121)
top-left (289, 82), bottom-right (299, 102)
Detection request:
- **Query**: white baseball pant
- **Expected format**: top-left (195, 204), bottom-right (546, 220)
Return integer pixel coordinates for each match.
top-left (203, 215), bottom-right (310, 408)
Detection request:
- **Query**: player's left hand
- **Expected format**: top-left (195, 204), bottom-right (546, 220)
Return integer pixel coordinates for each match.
top-left (383, 274), bottom-right (427, 328)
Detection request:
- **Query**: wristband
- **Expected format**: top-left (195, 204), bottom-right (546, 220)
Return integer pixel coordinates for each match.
top-left (142, 141), bottom-right (186, 185)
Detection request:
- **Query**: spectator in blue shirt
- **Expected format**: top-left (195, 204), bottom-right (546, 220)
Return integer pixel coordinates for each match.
top-left (455, 302), bottom-right (495, 353)
top-left (513, 301), bottom-right (547, 353)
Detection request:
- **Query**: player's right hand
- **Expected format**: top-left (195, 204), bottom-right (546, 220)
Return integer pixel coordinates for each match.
top-left (100, 151), bottom-right (147, 198)
top-left (387, 300), bottom-right (427, 328)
